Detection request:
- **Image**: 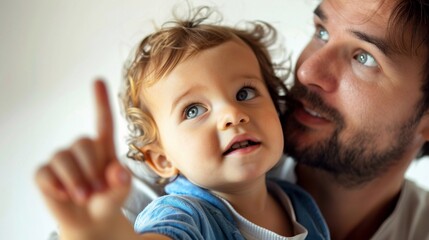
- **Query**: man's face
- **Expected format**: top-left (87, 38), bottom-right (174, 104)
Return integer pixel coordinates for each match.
top-left (283, 0), bottom-right (429, 186)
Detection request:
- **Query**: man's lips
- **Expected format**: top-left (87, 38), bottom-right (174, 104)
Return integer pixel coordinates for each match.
top-left (223, 135), bottom-right (261, 156)
top-left (292, 101), bottom-right (331, 125)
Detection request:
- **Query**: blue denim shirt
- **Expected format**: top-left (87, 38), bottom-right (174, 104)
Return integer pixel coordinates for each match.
top-left (134, 176), bottom-right (329, 240)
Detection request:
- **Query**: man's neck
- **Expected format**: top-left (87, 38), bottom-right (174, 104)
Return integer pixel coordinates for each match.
top-left (296, 162), bottom-right (407, 240)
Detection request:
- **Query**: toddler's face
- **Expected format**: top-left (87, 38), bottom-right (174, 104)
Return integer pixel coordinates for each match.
top-left (143, 39), bottom-right (283, 193)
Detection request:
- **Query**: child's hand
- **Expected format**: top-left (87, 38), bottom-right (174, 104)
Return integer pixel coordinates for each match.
top-left (35, 80), bottom-right (132, 239)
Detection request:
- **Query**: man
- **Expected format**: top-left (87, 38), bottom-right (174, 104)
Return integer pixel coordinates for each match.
top-left (282, 0), bottom-right (429, 239)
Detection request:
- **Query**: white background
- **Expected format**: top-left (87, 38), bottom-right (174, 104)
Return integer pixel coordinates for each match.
top-left (1, 0), bottom-right (428, 239)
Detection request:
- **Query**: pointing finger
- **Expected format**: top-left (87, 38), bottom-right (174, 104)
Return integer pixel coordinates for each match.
top-left (94, 80), bottom-right (116, 158)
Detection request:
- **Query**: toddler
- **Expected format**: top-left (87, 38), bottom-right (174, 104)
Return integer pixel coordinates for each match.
top-left (36, 6), bottom-right (329, 240)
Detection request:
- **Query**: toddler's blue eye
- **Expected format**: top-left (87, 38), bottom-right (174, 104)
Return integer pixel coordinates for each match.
top-left (236, 87), bottom-right (256, 101)
top-left (185, 104), bottom-right (207, 119)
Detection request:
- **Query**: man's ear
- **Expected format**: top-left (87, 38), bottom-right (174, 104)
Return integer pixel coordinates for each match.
top-left (421, 113), bottom-right (429, 140)
top-left (141, 143), bottom-right (178, 178)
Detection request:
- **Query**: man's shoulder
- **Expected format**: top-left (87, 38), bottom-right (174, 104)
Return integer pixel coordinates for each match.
top-left (372, 179), bottom-right (429, 240)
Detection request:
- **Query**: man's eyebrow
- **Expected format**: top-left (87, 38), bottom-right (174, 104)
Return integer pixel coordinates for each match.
top-left (350, 30), bottom-right (390, 55)
top-left (314, 5), bottom-right (327, 21)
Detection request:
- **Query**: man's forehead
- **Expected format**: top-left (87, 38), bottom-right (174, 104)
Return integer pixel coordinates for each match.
top-left (321, 0), bottom-right (393, 23)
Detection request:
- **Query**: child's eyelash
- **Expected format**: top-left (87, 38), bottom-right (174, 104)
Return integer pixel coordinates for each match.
top-left (242, 80), bottom-right (257, 90)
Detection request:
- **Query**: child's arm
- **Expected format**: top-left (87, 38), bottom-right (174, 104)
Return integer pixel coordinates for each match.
top-left (35, 80), bottom-right (170, 240)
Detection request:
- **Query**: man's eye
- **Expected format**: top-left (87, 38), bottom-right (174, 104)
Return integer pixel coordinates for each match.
top-left (355, 51), bottom-right (378, 67)
top-left (315, 26), bottom-right (329, 42)
top-left (184, 104), bottom-right (207, 119)
top-left (236, 87), bottom-right (256, 101)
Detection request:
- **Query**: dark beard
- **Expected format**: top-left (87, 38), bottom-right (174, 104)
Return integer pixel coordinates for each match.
top-left (283, 84), bottom-right (419, 187)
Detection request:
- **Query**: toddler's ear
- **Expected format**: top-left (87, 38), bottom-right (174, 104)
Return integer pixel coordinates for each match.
top-left (141, 144), bottom-right (178, 178)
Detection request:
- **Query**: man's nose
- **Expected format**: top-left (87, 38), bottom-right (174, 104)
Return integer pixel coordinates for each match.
top-left (217, 104), bottom-right (250, 130)
top-left (296, 44), bottom-right (341, 93)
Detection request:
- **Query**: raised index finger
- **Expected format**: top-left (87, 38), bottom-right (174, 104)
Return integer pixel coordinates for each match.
top-left (94, 80), bottom-right (116, 157)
